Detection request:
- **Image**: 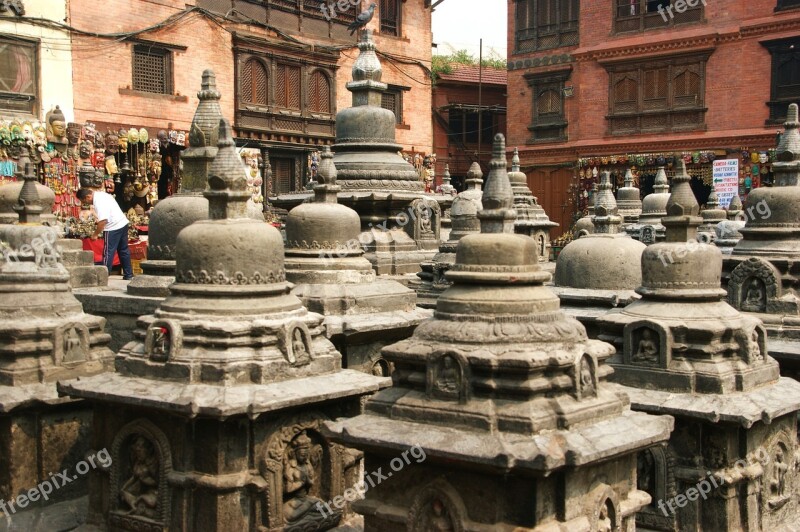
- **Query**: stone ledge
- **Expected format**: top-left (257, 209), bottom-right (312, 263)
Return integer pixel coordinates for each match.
top-left (610, 377), bottom-right (800, 428)
top-left (58, 370), bottom-right (390, 419)
top-left (0, 382), bottom-right (79, 413)
top-left (324, 409), bottom-right (673, 474)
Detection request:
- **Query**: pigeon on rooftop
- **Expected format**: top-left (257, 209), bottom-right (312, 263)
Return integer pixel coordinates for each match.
top-left (348, 3), bottom-right (377, 36)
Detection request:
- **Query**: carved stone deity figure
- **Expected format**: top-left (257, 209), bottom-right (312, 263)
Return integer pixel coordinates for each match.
top-left (64, 327), bottom-right (83, 363)
top-left (120, 436), bottom-right (159, 518)
top-left (770, 447), bottom-right (788, 500)
top-left (419, 204), bottom-right (433, 235)
top-left (418, 499), bottom-right (455, 531)
top-left (633, 329), bottom-right (659, 364)
top-left (742, 278), bottom-right (766, 312)
top-left (580, 356), bottom-right (595, 397)
top-left (290, 328), bottom-right (308, 365)
top-left (434, 356), bottom-right (459, 395)
top-left (282, 432), bottom-right (335, 530)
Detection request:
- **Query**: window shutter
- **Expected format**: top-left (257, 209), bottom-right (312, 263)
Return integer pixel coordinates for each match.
top-left (309, 71), bottom-right (330, 113)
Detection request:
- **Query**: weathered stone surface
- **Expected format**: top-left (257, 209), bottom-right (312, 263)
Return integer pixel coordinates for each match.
top-left (597, 159), bottom-right (800, 531)
top-left (617, 168), bottom-right (642, 224)
top-left (508, 148), bottom-right (558, 261)
top-left (60, 120), bottom-right (388, 532)
top-left (627, 165), bottom-right (670, 244)
top-left (325, 134), bottom-right (672, 531)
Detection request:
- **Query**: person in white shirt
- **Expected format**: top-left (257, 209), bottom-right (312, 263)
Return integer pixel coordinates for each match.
top-left (76, 188), bottom-right (134, 280)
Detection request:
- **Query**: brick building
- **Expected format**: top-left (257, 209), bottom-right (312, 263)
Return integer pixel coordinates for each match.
top-left (68, 0), bottom-right (433, 196)
top-left (432, 63), bottom-right (507, 189)
top-left (507, 0), bottom-right (800, 233)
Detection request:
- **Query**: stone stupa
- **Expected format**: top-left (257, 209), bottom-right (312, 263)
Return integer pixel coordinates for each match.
top-left (0, 161), bottom-right (113, 525)
top-left (715, 193), bottom-right (745, 255)
top-left (283, 146), bottom-right (430, 375)
top-left (508, 147), bottom-right (558, 261)
top-left (325, 134), bottom-right (673, 531)
top-left (697, 188), bottom-right (727, 242)
top-left (573, 180), bottom-right (597, 237)
top-left (414, 161), bottom-right (483, 308)
top-left (553, 171), bottom-right (646, 337)
top-left (330, 30), bottom-right (439, 275)
top-left (616, 167), bottom-right (642, 225)
top-left (629, 165), bottom-right (670, 244)
top-left (60, 121), bottom-right (388, 531)
top-left (597, 158), bottom-right (800, 531)
top-left (723, 103), bottom-right (800, 376)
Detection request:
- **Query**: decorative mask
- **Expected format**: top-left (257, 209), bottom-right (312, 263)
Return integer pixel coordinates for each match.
top-left (741, 150), bottom-right (750, 161)
top-left (609, 155), bottom-right (618, 165)
top-left (656, 155), bottom-right (666, 166)
top-left (138, 128), bottom-right (149, 144)
top-left (692, 152), bottom-right (701, 164)
top-left (79, 140), bottom-right (93, 159)
top-left (759, 152), bottom-right (768, 164)
top-left (707, 152), bottom-right (716, 162)
top-left (45, 105), bottom-right (68, 144)
top-left (105, 131), bottom-right (119, 154)
top-left (149, 138), bottom-right (160, 153)
top-left (127, 128), bottom-right (139, 144)
top-left (176, 131), bottom-right (186, 147)
top-left (92, 151), bottom-right (105, 169)
top-left (118, 129), bottom-right (128, 152)
top-left (9, 120), bottom-right (23, 144)
top-left (750, 151), bottom-right (760, 164)
top-left (168, 130), bottom-right (178, 144)
top-left (94, 131), bottom-right (105, 151)
top-left (82, 122), bottom-right (96, 142)
top-left (158, 130), bottom-right (169, 149)
top-left (33, 125), bottom-right (46, 147)
top-left (699, 152), bottom-right (709, 164)
top-left (752, 164), bottom-right (760, 176)
top-left (150, 160), bottom-right (162, 182)
top-left (105, 156), bottom-right (119, 176)
top-left (67, 122), bottom-right (82, 145)
top-left (22, 122), bottom-right (34, 143)
top-left (1, 124), bottom-right (13, 145)
top-left (645, 155), bottom-right (655, 166)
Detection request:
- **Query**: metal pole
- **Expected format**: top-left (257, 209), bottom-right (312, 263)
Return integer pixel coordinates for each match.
top-left (477, 38), bottom-right (483, 169)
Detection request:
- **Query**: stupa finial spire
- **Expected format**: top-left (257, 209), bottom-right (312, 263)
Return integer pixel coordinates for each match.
top-left (592, 171), bottom-right (622, 234)
top-left (205, 119), bottom-right (250, 220)
top-left (478, 134), bottom-right (516, 234)
top-left (14, 158), bottom-right (43, 224)
top-left (314, 146), bottom-right (340, 204)
top-left (663, 160), bottom-right (701, 242)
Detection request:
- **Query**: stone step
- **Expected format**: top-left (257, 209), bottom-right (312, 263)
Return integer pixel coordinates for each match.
top-left (69, 266), bottom-right (108, 288)
top-left (60, 249), bottom-right (96, 267)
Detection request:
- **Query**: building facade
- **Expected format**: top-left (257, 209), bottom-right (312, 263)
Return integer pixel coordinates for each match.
top-left (432, 63), bottom-right (506, 189)
top-left (507, 0), bottom-right (800, 233)
top-left (67, 0), bottom-right (433, 197)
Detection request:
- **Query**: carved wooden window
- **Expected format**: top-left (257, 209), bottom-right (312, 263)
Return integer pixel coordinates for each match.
top-left (0, 36), bottom-right (37, 115)
top-left (132, 44), bottom-right (172, 95)
top-left (605, 55), bottom-right (706, 134)
top-left (614, 0), bottom-right (702, 33)
top-left (308, 70), bottom-right (331, 114)
top-left (762, 36), bottom-right (800, 124)
top-left (381, 87), bottom-right (403, 124)
top-left (514, 0), bottom-right (579, 53)
top-left (242, 58), bottom-right (268, 106)
top-left (776, 0), bottom-right (800, 10)
top-left (526, 69), bottom-right (570, 142)
top-left (271, 157), bottom-right (294, 194)
top-left (448, 108), bottom-right (497, 145)
top-left (275, 63), bottom-right (301, 110)
top-left (380, 0), bottom-right (401, 36)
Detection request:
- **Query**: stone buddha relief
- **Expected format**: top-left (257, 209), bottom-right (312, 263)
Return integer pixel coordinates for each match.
top-left (120, 436), bottom-right (160, 519)
top-left (427, 351), bottom-right (469, 403)
top-left (54, 323), bottom-right (88, 366)
top-left (282, 431), bottom-right (340, 532)
top-left (576, 354), bottom-right (597, 400)
top-left (763, 435), bottom-right (794, 512)
top-left (282, 323), bottom-right (312, 366)
top-left (408, 481), bottom-right (465, 532)
top-left (633, 328), bottom-right (659, 365)
top-left (728, 257), bottom-right (782, 314)
top-left (625, 322), bottom-right (670, 369)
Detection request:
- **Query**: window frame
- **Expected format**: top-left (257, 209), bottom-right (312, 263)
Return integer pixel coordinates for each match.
top-left (762, 36), bottom-right (800, 125)
top-left (307, 69), bottom-right (332, 115)
top-left (0, 34), bottom-right (38, 116)
top-left (380, 0), bottom-right (402, 37)
top-left (776, 0), bottom-right (800, 12)
top-left (274, 62), bottom-right (302, 110)
top-left (514, 0), bottom-right (579, 54)
top-left (613, 0), bottom-right (704, 34)
top-left (381, 85), bottom-right (408, 125)
top-left (603, 53), bottom-right (709, 135)
top-left (131, 43), bottom-right (173, 95)
top-left (525, 69), bottom-right (571, 143)
top-left (240, 57), bottom-right (269, 108)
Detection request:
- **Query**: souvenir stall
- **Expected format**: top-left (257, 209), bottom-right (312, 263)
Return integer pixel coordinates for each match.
top-left (574, 148), bottom-right (779, 217)
top-left (239, 148), bottom-right (265, 207)
top-left (0, 106), bottom-right (188, 271)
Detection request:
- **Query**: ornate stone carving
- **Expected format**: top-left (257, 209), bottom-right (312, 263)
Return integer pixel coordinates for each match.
top-left (624, 321), bottom-right (671, 368)
top-left (728, 257), bottom-right (781, 313)
top-left (144, 320), bottom-right (182, 362)
top-left (640, 225), bottom-right (656, 244)
top-left (763, 432), bottom-right (794, 512)
top-left (53, 323), bottom-right (89, 366)
top-left (109, 419), bottom-right (172, 530)
top-left (280, 322), bottom-right (312, 366)
top-left (426, 350), bottom-right (469, 404)
top-left (574, 353), bottom-right (597, 400)
top-left (585, 485), bottom-right (620, 532)
top-left (407, 480), bottom-right (466, 532)
top-left (175, 268), bottom-right (286, 285)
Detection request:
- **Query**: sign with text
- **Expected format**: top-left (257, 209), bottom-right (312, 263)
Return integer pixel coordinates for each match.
top-left (712, 159), bottom-right (739, 208)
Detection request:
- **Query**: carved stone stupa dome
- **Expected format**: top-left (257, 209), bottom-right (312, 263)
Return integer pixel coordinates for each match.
top-left (555, 171), bottom-right (646, 290)
top-left (285, 146), bottom-right (361, 251)
top-left (639, 166), bottom-right (670, 224)
top-left (0, 152), bottom-right (56, 225)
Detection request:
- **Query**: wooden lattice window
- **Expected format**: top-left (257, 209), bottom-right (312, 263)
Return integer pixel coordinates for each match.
top-left (0, 36), bottom-right (37, 115)
top-left (614, 0), bottom-right (702, 33)
top-left (515, 0), bottom-right (579, 53)
top-left (271, 157), bottom-right (294, 194)
top-left (275, 63), bottom-right (301, 110)
top-left (763, 36), bottom-right (800, 123)
top-left (241, 58), bottom-right (268, 106)
top-left (308, 70), bottom-right (331, 114)
top-left (526, 69), bottom-right (570, 142)
top-left (381, 87), bottom-right (403, 124)
top-left (380, 0), bottom-right (401, 36)
top-left (132, 44), bottom-right (172, 95)
top-left (606, 55), bottom-right (707, 134)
